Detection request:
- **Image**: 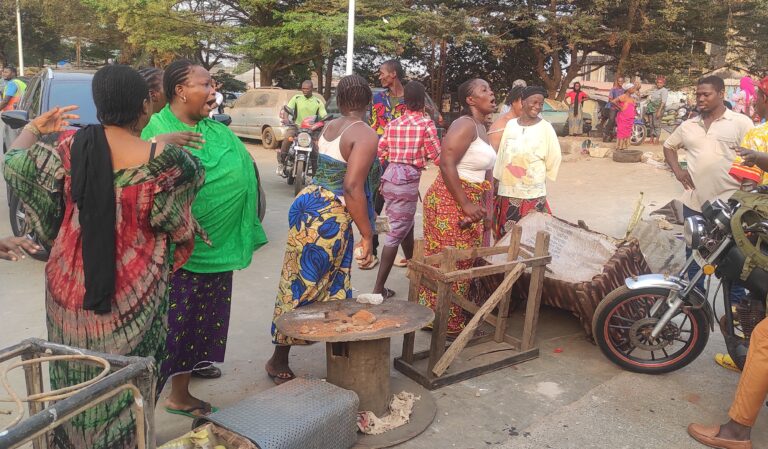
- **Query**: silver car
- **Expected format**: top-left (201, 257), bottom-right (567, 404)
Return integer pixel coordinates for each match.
top-left (227, 87), bottom-right (326, 149)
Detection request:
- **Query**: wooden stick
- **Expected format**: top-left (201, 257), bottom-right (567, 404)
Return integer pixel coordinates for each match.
top-left (402, 239), bottom-right (425, 363)
top-left (521, 231), bottom-right (550, 351)
top-left (431, 263), bottom-right (525, 377)
top-left (495, 225), bottom-right (522, 343)
top-left (427, 248), bottom-right (457, 372)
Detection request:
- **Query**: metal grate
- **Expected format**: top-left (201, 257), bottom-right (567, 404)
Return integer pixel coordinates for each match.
top-left (196, 377), bottom-right (359, 449)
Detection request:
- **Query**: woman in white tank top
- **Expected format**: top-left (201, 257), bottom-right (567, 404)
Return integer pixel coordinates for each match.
top-left (419, 78), bottom-right (497, 336)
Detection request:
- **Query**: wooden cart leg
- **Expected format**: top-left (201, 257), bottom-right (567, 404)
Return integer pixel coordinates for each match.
top-left (495, 226), bottom-right (522, 343)
top-left (522, 231), bottom-right (550, 351)
top-left (428, 248), bottom-right (457, 372)
top-left (21, 352), bottom-right (47, 449)
top-left (402, 239), bottom-right (425, 364)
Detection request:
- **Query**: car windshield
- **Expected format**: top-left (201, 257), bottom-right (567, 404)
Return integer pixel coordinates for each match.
top-left (48, 80), bottom-right (98, 126)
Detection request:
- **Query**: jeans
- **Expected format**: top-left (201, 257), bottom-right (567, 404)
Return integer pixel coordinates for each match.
top-left (278, 125), bottom-right (298, 165)
top-left (683, 205), bottom-right (745, 303)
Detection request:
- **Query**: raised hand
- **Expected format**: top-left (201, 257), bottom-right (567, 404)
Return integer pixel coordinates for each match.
top-left (31, 105), bottom-right (80, 134)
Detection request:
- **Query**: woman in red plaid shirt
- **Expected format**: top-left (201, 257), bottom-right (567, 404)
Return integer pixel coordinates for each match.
top-left (373, 81), bottom-right (441, 297)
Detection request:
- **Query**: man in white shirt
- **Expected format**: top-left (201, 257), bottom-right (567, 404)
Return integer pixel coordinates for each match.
top-left (663, 75), bottom-right (753, 301)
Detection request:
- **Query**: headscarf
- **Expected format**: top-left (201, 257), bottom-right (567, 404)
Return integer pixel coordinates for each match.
top-left (70, 125), bottom-right (116, 314)
top-left (521, 86), bottom-right (548, 100)
top-left (622, 82), bottom-right (634, 91)
top-left (512, 79), bottom-right (527, 88)
top-left (741, 76), bottom-right (755, 107)
top-left (756, 76), bottom-right (768, 96)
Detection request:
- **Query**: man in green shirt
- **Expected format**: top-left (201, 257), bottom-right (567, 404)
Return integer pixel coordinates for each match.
top-left (278, 80), bottom-right (327, 173)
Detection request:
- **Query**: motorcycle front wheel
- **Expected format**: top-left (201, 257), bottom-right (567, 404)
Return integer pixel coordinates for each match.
top-left (592, 286), bottom-right (710, 374)
top-left (294, 160), bottom-right (306, 196)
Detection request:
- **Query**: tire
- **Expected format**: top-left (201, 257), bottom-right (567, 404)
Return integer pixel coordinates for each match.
top-left (630, 124), bottom-right (646, 146)
top-left (9, 191), bottom-right (26, 237)
top-left (262, 127), bottom-right (278, 149)
top-left (294, 160), bottom-right (306, 196)
top-left (592, 286), bottom-right (710, 374)
top-left (612, 149), bottom-right (643, 163)
top-left (9, 191), bottom-right (50, 261)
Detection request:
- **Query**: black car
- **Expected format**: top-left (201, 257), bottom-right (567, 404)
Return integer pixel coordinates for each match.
top-left (2, 69), bottom-right (266, 259)
top-left (1, 69), bottom-right (98, 249)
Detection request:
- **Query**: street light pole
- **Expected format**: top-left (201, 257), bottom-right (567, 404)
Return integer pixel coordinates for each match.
top-left (345, 0), bottom-right (355, 75)
top-left (15, 0), bottom-right (24, 76)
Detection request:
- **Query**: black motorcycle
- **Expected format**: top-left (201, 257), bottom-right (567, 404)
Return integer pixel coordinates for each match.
top-left (593, 190), bottom-right (768, 374)
top-left (280, 106), bottom-right (329, 196)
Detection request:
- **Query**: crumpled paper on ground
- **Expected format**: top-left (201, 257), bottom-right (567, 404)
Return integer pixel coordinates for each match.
top-left (357, 391), bottom-right (419, 435)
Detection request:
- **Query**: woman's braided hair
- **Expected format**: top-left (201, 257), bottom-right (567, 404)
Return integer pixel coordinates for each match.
top-left (458, 78), bottom-right (482, 116)
top-left (337, 74), bottom-right (372, 113)
top-left (91, 65), bottom-right (148, 127)
top-left (138, 67), bottom-right (163, 93)
top-left (163, 59), bottom-right (196, 101)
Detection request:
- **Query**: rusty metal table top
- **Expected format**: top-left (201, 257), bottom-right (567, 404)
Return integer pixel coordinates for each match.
top-left (275, 299), bottom-right (434, 343)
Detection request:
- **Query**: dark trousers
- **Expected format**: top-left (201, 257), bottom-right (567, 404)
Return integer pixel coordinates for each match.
top-left (372, 191), bottom-right (385, 257)
top-left (278, 125), bottom-right (298, 164)
top-left (683, 205), bottom-right (745, 303)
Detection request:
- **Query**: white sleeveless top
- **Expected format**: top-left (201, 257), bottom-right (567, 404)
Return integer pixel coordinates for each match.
top-left (456, 116), bottom-right (497, 183)
top-left (317, 120), bottom-right (364, 163)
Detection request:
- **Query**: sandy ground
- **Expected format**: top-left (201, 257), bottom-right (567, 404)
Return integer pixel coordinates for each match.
top-left (1, 136), bottom-right (764, 448)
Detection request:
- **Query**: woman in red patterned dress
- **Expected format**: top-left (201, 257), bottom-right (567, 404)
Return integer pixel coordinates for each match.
top-left (3, 65), bottom-right (204, 449)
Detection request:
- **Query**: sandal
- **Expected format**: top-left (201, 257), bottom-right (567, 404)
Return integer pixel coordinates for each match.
top-left (382, 288), bottom-right (396, 299)
top-left (393, 258), bottom-right (409, 268)
top-left (266, 366), bottom-right (296, 385)
top-left (165, 401), bottom-right (218, 418)
top-left (192, 364), bottom-right (222, 379)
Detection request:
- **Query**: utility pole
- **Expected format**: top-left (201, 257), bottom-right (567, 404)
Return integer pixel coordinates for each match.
top-left (345, 0), bottom-right (355, 75)
top-left (16, 0), bottom-right (25, 75)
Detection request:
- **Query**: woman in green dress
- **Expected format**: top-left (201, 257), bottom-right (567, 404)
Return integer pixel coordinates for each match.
top-left (141, 59), bottom-right (268, 417)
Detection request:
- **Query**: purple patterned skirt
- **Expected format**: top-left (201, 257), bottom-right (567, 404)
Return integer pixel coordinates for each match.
top-left (162, 269), bottom-right (233, 380)
top-left (381, 163), bottom-right (422, 247)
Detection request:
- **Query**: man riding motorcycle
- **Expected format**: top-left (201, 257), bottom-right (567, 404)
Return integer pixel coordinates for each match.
top-left (277, 80), bottom-right (327, 176)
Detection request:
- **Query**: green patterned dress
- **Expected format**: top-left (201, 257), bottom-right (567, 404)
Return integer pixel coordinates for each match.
top-left (3, 130), bottom-right (204, 449)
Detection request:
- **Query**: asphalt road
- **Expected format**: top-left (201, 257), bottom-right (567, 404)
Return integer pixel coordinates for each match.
top-left (1, 139), bottom-right (765, 448)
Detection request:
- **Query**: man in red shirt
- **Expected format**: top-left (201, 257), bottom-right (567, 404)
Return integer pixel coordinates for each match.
top-left (372, 81), bottom-right (440, 297)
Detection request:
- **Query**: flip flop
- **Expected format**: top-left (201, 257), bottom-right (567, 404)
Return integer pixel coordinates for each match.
top-left (266, 366), bottom-right (296, 385)
top-left (192, 364), bottom-right (222, 379)
top-left (715, 353), bottom-right (741, 372)
top-left (165, 401), bottom-right (218, 419)
top-left (393, 258), bottom-right (409, 268)
top-left (382, 288), bottom-right (396, 299)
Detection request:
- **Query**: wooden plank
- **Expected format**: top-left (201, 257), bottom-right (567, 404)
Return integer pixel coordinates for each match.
top-left (407, 260), bottom-right (450, 282)
top-left (521, 231), bottom-right (550, 351)
top-left (496, 226), bottom-right (522, 343)
top-left (21, 352), bottom-right (47, 449)
top-left (431, 264), bottom-right (525, 377)
top-left (423, 245), bottom-right (515, 264)
top-left (402, 240), bottom-right (425, 364)
top-left (443, 256), bottom-right (551, 282)
top-left (397, 348), bottom-right (540, 390)
top-left (427, 249), bottom-right (457, 372)
top-left (449, 292), bottom-right (498, 327)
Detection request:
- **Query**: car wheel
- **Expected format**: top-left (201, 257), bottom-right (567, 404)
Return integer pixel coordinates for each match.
top-left (262, 127), bottom-right (278, 149)
top-left (9, 191), bottom-right (27, 237)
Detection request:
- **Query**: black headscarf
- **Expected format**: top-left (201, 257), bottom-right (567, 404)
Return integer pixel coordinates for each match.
top-left (70, 125), bottom-right (116, 314)
top-left (521, 86), bottom-right (548, 100)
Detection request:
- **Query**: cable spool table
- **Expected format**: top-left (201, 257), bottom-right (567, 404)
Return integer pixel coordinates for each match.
top-left (275, 299), bottom-right (436, 448)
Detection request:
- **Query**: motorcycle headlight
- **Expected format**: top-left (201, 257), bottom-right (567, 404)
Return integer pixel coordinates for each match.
top-left (297, 132), bottom-right (312, 147)
top-left (683, 215), bottom-right (706, 249)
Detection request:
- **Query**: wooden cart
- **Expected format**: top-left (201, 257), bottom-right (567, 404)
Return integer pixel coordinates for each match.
top-left (394, 227), bottom-right (551, 389)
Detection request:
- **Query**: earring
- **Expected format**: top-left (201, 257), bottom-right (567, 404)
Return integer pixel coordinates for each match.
top-left (181, 96), bottom-right (187, 103)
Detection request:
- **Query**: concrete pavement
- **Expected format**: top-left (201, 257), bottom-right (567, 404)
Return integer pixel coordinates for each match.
top-left (1, 139), bottom-right (765, 448)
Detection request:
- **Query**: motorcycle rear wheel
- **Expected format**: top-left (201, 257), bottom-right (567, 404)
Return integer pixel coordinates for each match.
top-left (592, 286), bottom-right (710, 374)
